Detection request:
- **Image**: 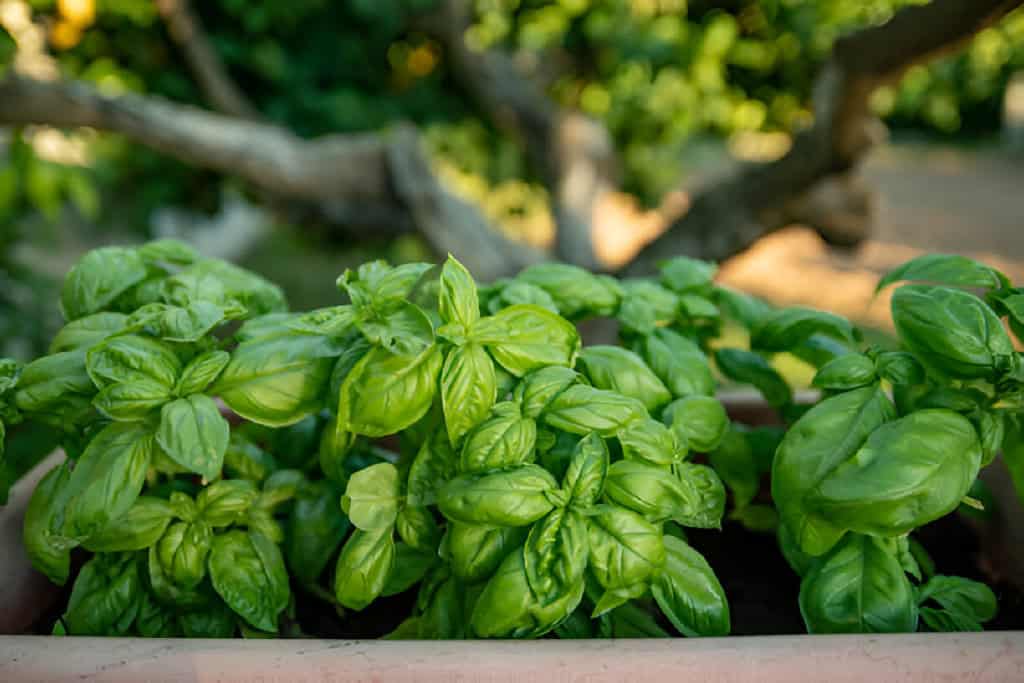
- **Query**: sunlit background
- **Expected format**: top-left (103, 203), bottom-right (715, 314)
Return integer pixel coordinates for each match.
top-left (2, 0), bottom-right (1024, 362)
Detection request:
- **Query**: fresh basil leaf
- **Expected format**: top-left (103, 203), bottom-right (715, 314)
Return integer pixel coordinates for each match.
top-left (338, 261), bottom-right (432, 312)
top-left (197, 479), bottom-right (259, 527)
top-left (137, 238), bottom-right (199, 266)
top-left (524, 508), bottom-right (589, 603)
top-left (471, 304), bottom-right (581, 376)
top-left (341, 462), bottom-right (401, 531)
top-left (83, 496), bottom-right (174, 552)
top-left (127, 301), bottom-right (225, 342)
top-left (285, 306), bottom-right (355, 337)
top-left (777, 521), bottom-right (814, 577)
top-left (751, 307), bottom-right (859, 352)
top-left (334, 527), bottom-right (396, 611)
top-left (136, 589), bottom-right (182, 638)
top-left (916, 575), bottom-right (997, 631)
top-left (515, 366), bottom-right (580, 419)
top-left (973, 409), bottom-right (1005, 467)
top-left (799, 533), bottom-right (917, 633)
top-left (714, 286), bottom-right (772, 329)
top-left (577, 346), bottom-right (671, 412)
top-left (543, 385), bottom-right (647, 437)
top-left (382, 543), bottom-right (435, 597)
top-left (710, 427), bottom-right (760, 510)
top-left (587, 506), bottom-right (665, 591)
top-left (179, 600), bottom-right (237, 638)
top-left (458, 401), bottom-right (537, 474)
top-left (660, 257), bottom-right (717, 293)
top-left (165, 259), bottom-right (286, 317)
top-left (156, 395), bottom-right (230, 481)
top-left (877, 254), bottom-right (1008, 292)
top-left (49, 312), bottom-right (128, 353)
top-left (23, 463), bottom-right (75, 584)
top-left (516, 263), bottom-right (621, 318)
top-left (146, 544), bottom-right (207, 609)
top-left (439, 254), bottom-right (479, 329)
top-left (812, 354), bottom-right (877, 391)
top-left (13, 350), bottom-right (96, 419)
top-left (446, 522), bottom-right (528, 583)
top-left (674, 463), bottom-right (727, 528)
top-left (338, 343), bottom-right (443, 437)
top-left (664, 395), bottom-right (729, 453)
top-left (93, 380), bottom-right (171, 421)
top-left (438, 464), bottom-right (558, 527)
top-left (562, 432), bottom-right (608, 507)
top-left (875, 351), bottom-right (926, 386)
top-left (286, 479), bottom-right (349, 584)
top-left (714, 348), bottom-right (791, 407)
top-left (209, 530), bottom-right (290, 632)
top-left (225, 432), bottom-right (279, 483)
top-left (483, 279), bottom-right (559, 315)
top-left (63, 553), bottom-right (142, 635)
top-left (442, 342), bottom-right (497, 446)
top-left (396, 504), bottom-right (441, 552)
top-left (357, 301), bottom-right (435, 354)
top-left (175, 350), bottom-right (231, 397)
top-left (155, 520), bottom-right (213, 589)
top-left (619, 417), bottom-right (683, 466)
top-left (652, 536), bottom-right (730, 637)
top-left (87, 334), bottom-right (181, 391)
top-left (61, 246), bottom-right (149, 321)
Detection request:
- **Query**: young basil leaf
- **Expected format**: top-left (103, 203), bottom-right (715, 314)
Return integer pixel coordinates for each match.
top-left (23, 463), bottom-right (75, 584)
top-left (516, 263), bottom-right (622, 318)
top-left (516, 366), bottom-right (580, 419)
top-left (616, 295), bottom-right (658, 337)
top-left (577, 346), bottom-right (672, 412)
top-left (446, 522), bottom-right (529, 583)
top-left (197, 479), bottom-right (259, 527)
top-left (170, 491), bottom-right (199, 522)
top-left (524, 508), bottom-right (589, 603)
top-left (286, 479), bottom-right (349, 585)
top-left (146, 544), bottom-right (207, 609)
top-left (338, 261), bottom-right (432, 312)
top-left (215, 332), bottom-right (342, 427)
top-left (674, 463), bottom-right (727, 528)
top-left (710, 427), bottom-right (760, 510)
top-left (659, 257), bottom-right (717, 292)
top-left (916, 575), bottom-right (997, 632)
top-left (875, 351), bottom-right (926, 386)
top-left (155, 520), bottom-right (213, 589)
top-left (284, 305), bottom-right (355, 337)
top-left (341, 462), bottom-right (401, 531)
top-left (333, 527), bottom-right (396, 611)
top-left (877, 254), bottom-right (1008, 292)
top-left (439, 254), bottom-right (479, 329)
top-left (471, 304), bottom-right (581, 376)
top-left (458, 401), bottom-right (537, 474)
top-left (49, 312), bottom-right (128, 353)
top-left (86, 334), bottom-right (181, 391)
top-left (587, 506), bottom-right (666, 591)
top-left (972, 409), bottom-right (1005, 467)
top-left (382, 542), bottom-right (436, 597)
top-left (811, 354), bottom-right (877, 391)
top-left (664, 395), bottom-right (729, 453)
top-left (789, 333), bottom-right (856, 369)
top-left (137, 238), bottom-right (199, 266)
top-left (62, 421), bottom-right (154, 541)
top-left (483, 279), bottom-right (559, 315)
top-left (620, 279), bottom-right (680, 323)
top-left (892, 285), bottom-right (1015, 380)
top-left (63, 553), bottom-right (142, 635)
top-left (799, 533), bottom-right (917, 633)
top-left (396, 504), bottom-right (441, 552)
top-left (156, 395), bottom-right (231, 481)
top-left (652, 536), bottom-right (730, 637)
top-left (543, 385), bottom-right (647, 437)
top-left (61, 246), bottom-right (149, 321)
top-left (442, 342), bottom-right (497, 446)
top-left (165, 259), bottom-right (286, 317)
top-left (209, 530), bottom-right (291, 632)
top-left (83, 496), bottom-right (174, 552)
top-left (678, 294), bottom-right (720, 325)
top-left (714, 348), bottom-right (791, 407)
top-left (751, 307), bottom-right (859, 352)
top-left (406, 428), bottom-right (457, 507)
top-left (562, 432), bottom-right (609, 507)
top-left (438, 464), bottom-right (558, 527)
top-left (772, 386), bottom-right (895, 556)
top-left (338, 343), bottom-right (443, 437)
top-left (618, 418), bottom-right (684, 466)
top-left (128, 301), bottom-right (226, 342)
top-left (175, 350), bottom-right (231, 397)
top-left (806, 409), bottom-right (982, 539)
top-left (357, 301), bottom-right (435, 355)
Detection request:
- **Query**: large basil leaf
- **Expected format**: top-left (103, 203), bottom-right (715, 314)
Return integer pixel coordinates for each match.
top-left (61, 246), bottom-right (149, 320)
top-left (49, 312), bottom-right (127, 353)
top-left (156, 395), bottom-right (231, 481)
top-left (812, 354), bottom-right (877, 391)
top-left (333, 528), bottom-right (396, 611)
top-left (751, 307), bottom-right (859, 352)
top-left (338, 343), bottom-right (443, 437)
top-left (543, 385), bottom-right (646, 437)
top-left (438, 464), bottom-right (558, 527)
top-left (209, 530), bottom-right (291, 632)
top-left (441, 343), bottom-right (497, 446)
top-left (587, 506), bottom-right (665, 592)
top-left (772, 386), bottom-right (895, 556)
top-left (806, 409), bottom-right (982, 539)
top-left (652, 536), bottom-right (730, 637)
top-left (577, 346), bottom-right (671, 412)
top-left (471, 304), bottom-right (581, 376)
top-left (13, 350), bottom-right (95, 418)
top-left (516, 263), bottom-right (621, 318)
top-left (664, 395), bottom-right (729, 453)
top-left (892, 285), bottom-right (1015, 379)
top-left (446, 522), bottom-right (528, 583)
top-left (341, 462), bottom-right (401, 531)
top-left (714, 349), bottom-right (791, 407)
top-left (458, 402), bottom-right (536, 474)
top-left (562, 432), bottom-right (608, 507)
top-left (524, 508), bottom-right (589, 603)
top-left (605, 460), bottom-right (695, 523)
top-left (639, 329), bottom-right (715, 398)
top-left (83, 496), bottom-right (174, 552)
top-left (439, 255), bottom-right (479, 329)
top-left (799, 533), bottom-right (917, 633)
top-left (62, 553), bottom-right (142, 635)
top-left (215, 332), bottom-right (341, 427)
top-left (86, 334), bottom-right (181, 391)
top-left (286, 479), bottom-right (349, 584)
top-left (877, 254), bottom-right (1008, 292)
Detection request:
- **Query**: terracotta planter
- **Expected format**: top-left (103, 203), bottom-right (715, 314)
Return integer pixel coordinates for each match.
top-left (2, 393), bottom-right (1023, 682)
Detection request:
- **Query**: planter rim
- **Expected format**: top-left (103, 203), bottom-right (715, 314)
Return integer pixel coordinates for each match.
top-left (2, 632), bottom-right (1023, 682)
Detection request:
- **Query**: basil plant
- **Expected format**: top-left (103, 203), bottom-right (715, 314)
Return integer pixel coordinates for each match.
top-left (3, 243), bottom-right (1016, 639)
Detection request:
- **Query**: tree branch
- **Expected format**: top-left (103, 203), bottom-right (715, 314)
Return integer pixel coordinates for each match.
top-left (155, 0), bottom-right (259, 119)
top-left (626, 0), bottom-right (1024, 274)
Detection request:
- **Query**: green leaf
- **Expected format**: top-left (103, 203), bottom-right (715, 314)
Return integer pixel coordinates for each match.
top-left (710, 427), bottom-right (760, 509)
top-left (664, 395), bottom-right (729, 452)
top-left (341, 462), bottom-right (401, 531)
top-left (471, 304), bottom-right (581, 376)
top-left (338, 343), bottom-right (443, 437)
top-left (407, 428), bottom-right (457, 507)
top-left (973, 409), bottom-right (1004, 467)
top-left (179, 601), bottom-right (237, 638)
top-left (619, 418), bottom-right (684, 466)
top-left (916, 575), bottom-right (997, 631)
top-left (86, 334), bottom-right (181, 391)
top-left (892, 285), bottom-right (1015, 380)
top-left (225, 432), bottom-right (279, 483)
top-left (61, 246), bottom-right (148, 320)
top-left (382, 543), bottom-right (435, 597)
top-left (587, 506), bottom-right (665, 591)
top-left (176, 350), bottom-right (231, 397)
top-left (439, 254), bottom-right (479, 329)
top-left (877, 254), bottom-right (1008, 292)
top-left (338, 261), bottom-right (432, 312)
top-left (438, 464), bottom-right (558, 527)
top-left (446, 522), bottom-right (528, 583)
top-left (164, 259), bottom-right (286, 317)
top-left (333, 528), bottom-right (396, 611)
top-left (483, 279), bottom-right (559, 315)
top-left (127, 301), bottom-right (225, 342)
top-left (659, 257), bottom-right (717, 292)
top-left (396, 504), bottom-right (441, 552)
top-left (812, 354), bottom-right (877, 391)
top-left (23, 463), bottom-right (75, 584)
top-left (714, 348), bottom-right (791, 407)
top-left (458, 401), bottom-right (537, 474)
top-left (714, 286), bottom-right (772, 329)
top-left (524, 508), bottom-right (589, 603)
top-left (93, 380), bottom-right (171, 421)
top-left (617, 280), bottom-right (679, 335)
top-left (772, 386), bottom-right (895, 556)
top-left (543, 385), bottom-right (647, 437)
top-left (653, 536), bottom-right (730, 637)
top-left (13, 350), bottom-right (95, 420)
top-left (874, 351), bottom-right (926, 386)
top-left (156, 395), bottom-right (231, 481)
top-left (577, 346), bottom-right (672, 412)
top-left (441, 343), bottom-right (497, 446)
top-left (209, 530), bottom-right (290, 632)
top-left (515, 366), bottom-right (580, 419)
top-left (137, 238), bottom-right (199, 266)
top-left (751, 307), bottom-right (859, 352)
top-left (516, 263), bottom-right (622, 318)
top-left (197, 479), bottom-right (259, 527)
top-left (49, 312), bottom-right (127, 353)
top-left (83, 496), bottom-right (173, 552)
top-left (357, 301), bottom-right (435, 354)
top-left (63, 553), bottom-right (142, 635)
top-left (674, 463), bottom-right (727, 528)
top-left (284, 306), bottom-right (355, 337)
top-left (286, 479), bottom-right (350, 585)
top-left (136, 590), bottom-right (182, 638)
top-left (215, 332), bottom-right (341, 427)
top-left (799, 533), bottom-right (917, 633)
top-left (154, 520), bottom-right (213, 589)
top-left (562, 432), bottom-right (609, 507)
